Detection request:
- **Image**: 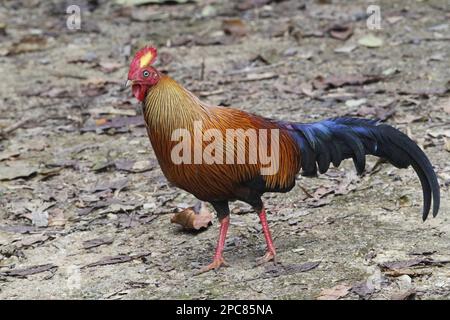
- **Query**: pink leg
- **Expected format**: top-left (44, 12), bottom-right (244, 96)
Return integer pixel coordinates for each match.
top-left (256, 208), bottom-right (276, 265)
top-left (197, 216), bottom-right (230, 274)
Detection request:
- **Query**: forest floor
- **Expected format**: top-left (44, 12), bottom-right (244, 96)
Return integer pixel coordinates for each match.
top-left (0, 0), bottom-right (449, 299)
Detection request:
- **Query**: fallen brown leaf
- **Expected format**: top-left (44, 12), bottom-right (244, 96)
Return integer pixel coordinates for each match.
top-left (351, 281), bottom-right (375, 298)
top-left (0, 225), bottom-right (37, 234)
top-left (77, 199), bottom-right (118, 216)
top-left (234, 72), bottom-right (278, 83)
top-left (299, 82), bottom-right (316, 98)
top-left (384, 268), bottom-right (431, 278)
top-left (356, 101), bottom-right (396, 121)
top-left (95, 118), bottom-right (108, 126)
top-left (0, 162), bottom-right (38, 180)
top-left (90, 178), bottom-right (128, 193)
top-left (16, 234), bottom-right (49, 248)
top-left (98, 60), bottom-right (123, 73)
top-left (83, 238), bottom-right (114, 250)
top-left (380, 257), bottom-right (450, 270)
top-left (82, 252), bottom-right (150, 269)
top-left (313, 74), bottom-right (384, 90)
top-left (41, 87), bottom-right (73, 99)
top-left (47, 208), bottom-right (66, 227)
top-left (171, 202), bottom-right (213, 230)
top-left (5, 35), bottom-right (48, 56)
top-left (0, 264), bottom-right (57, 278)
top-left (89, 106), bottom-right (136, 117)
top-left (327, 24), bottom-right (353, 40)
top-left (264, 261), bottom-right (320, 278)
top-left (222, 19), bottom-right (248, 37)
top-left (81, 116), bottom-right (145, 133)
top-left (317, 284), bottom-right (352, 300)
top-left (0, 150), bottom-right (20, 161)
top-left (398, 87), bottom-right (449, 97)
top-left (307, 197), bottom-right (332, 208)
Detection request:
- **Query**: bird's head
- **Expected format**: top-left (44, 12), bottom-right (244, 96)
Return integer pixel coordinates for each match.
top-left (126, 46), bottom-right (160, 101)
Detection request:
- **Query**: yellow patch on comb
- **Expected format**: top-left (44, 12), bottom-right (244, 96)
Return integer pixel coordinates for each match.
top-left (140, 51), bottom-right (154, 68)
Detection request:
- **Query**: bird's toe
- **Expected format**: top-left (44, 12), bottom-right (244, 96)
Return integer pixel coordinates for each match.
top-left (255, 250), bottom-right (276, 266)
top-left (195, 256), bottom-right (228, 275)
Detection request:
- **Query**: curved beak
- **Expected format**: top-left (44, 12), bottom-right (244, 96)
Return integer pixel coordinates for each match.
top-left (124, 80), bottom-right (133, 88)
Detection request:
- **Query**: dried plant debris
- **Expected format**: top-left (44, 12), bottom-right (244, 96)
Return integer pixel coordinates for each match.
top-left (0, 162), bottom-right (38, 181)
top-left (81, 116), bottom-right (145, 133)
top-left (83, 237), bottom-right (114, 250)
top-left (170, 202), bottom-right (213, 230)
top-left (326, 24), bottom-right (353, 41)
top-left (82, 252), bottom-right (150, 269)
top-left (14, 234), bottom-right (50, 248)
top-left (0, 225), bottom-right (38, 234)
top-left (1, 35), bottom-right (49, 56)
top-left (317, 284), bottom-right (352, 300)
top-left (222, 19), bottom-right (248, 38)
top-left (351, 281), bottom-right (375, 299)
top-left (312, 74), bottom-right (384, 90)
top-left (113, 159), bottom-right (155, 173)
top-left (89, 178), bottom-right (129, 193)
top-left (263, 261), bottom-right (320, 278)
top-left (0, 264), bottom-right (57, 278)
top-left (380, 257), bottom-right (450, 270)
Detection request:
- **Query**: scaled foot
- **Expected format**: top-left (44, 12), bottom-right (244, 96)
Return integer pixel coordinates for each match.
top-left (196, 256), bottom-right (229, 274)
top-left (256, 250), bottom-right (277, 266)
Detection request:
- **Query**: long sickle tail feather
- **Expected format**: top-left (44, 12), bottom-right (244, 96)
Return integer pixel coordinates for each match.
top-left (288, 117), bottom-right (440, 220)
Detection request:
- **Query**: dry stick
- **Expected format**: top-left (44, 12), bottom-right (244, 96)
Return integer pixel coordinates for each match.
top-left (0, 116), bottom-right (35, 138)
top-left (226, 59), bottom-right (291, 76)
top-left (219, 73), bottom-right (279, 85)
top-left (200, 57), bottom-right (205, 81)
top-left (298, 185), bottom-right (314, 198)
top-left (49, 71), bottom-right (88, 80)
top-left (198, 89), bottom-right (225, 97)
top-left (405, 37), bottom-right (450, 43)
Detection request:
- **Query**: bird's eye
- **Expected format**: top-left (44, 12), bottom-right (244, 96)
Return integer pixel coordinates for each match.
top-left (143, 70), bottom-right (150, 78)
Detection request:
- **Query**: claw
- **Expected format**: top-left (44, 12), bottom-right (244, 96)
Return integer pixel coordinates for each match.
top-left (196, 256), bottom-right (229, 275)
top-left (256, 250), bottom-right (277, 266)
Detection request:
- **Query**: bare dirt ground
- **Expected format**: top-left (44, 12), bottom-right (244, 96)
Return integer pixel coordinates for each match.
top-left (0, 0), bottom-right (449, 300)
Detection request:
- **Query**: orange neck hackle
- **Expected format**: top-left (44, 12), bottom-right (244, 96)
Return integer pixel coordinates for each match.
top-left (143, 75), bottom-right (211, 136)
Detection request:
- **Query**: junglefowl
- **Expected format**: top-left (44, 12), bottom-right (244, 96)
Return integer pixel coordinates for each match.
top-left (126, 46), bottom-right (440, 273)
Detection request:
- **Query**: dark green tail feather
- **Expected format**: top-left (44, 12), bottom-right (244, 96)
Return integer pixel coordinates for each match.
top-left (287, 117), bottom-right (440, 220)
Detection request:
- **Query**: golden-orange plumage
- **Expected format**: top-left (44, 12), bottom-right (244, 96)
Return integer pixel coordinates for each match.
top-left (143, 75), bottom-right (301, 202)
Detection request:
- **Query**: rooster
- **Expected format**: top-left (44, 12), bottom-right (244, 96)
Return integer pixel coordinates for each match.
top-left (126, 46), bottom-right (440, 273)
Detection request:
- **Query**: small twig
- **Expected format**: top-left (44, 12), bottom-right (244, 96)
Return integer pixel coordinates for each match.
top-left (427, 122), bottom-right (450, 129)
top-left (49, 71), bottom-right (88, 80)
top-left (219, 73), bottom-right (278, 85)
top-left (197, 89), bottom-right (225, 97)
top-left (298, 185), bottom-right (314, 198)
top-left (200, 58), bottom-right (205, 81)
top-left (405, 37), bottom-right (450, 44)
top-left (0, 116), bottom-right (35, 139)
top-left (226, 60), bottom-right (288, 76)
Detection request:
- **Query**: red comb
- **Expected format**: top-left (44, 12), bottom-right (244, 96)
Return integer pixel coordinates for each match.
top-left (128, 46), bottom-right (157, 76)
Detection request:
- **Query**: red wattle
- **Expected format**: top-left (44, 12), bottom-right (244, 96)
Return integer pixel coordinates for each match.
top-left (132, 84), bottom-right (148, 102)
